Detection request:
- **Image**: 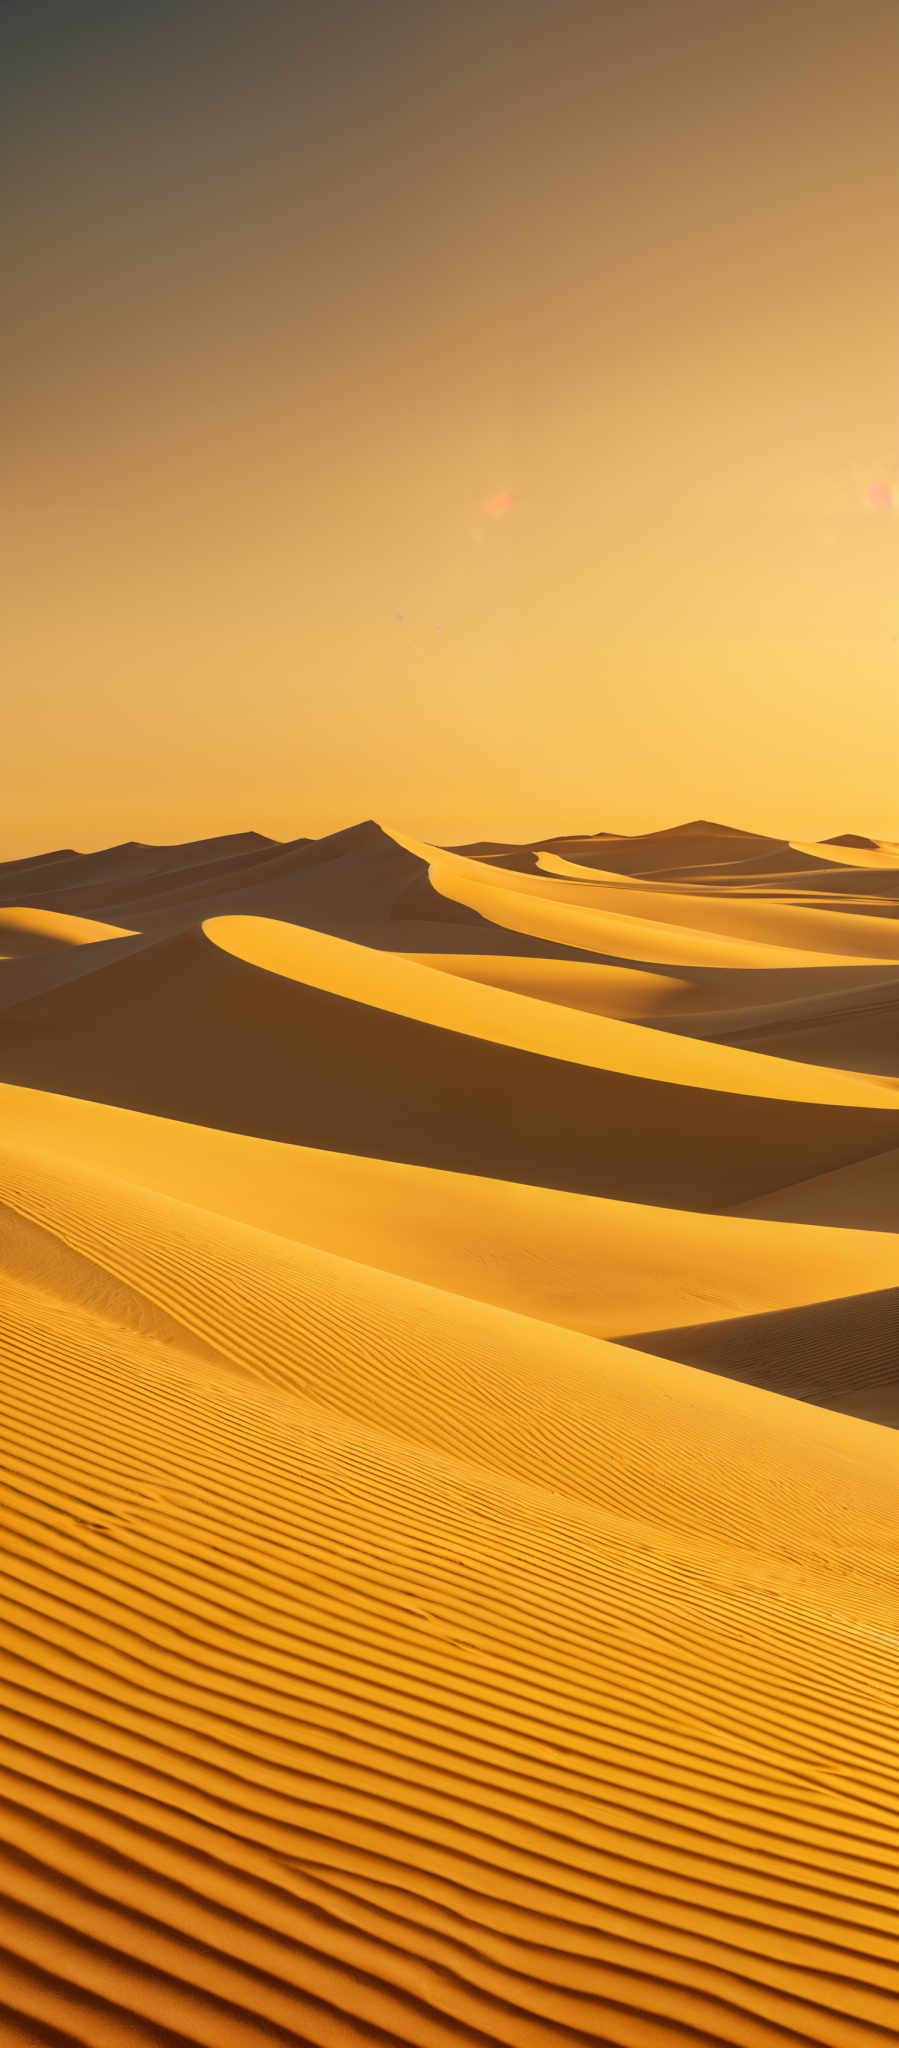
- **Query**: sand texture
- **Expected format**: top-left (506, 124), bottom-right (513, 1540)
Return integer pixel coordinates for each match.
top-left (1, 817), bottom-right (898, 2046)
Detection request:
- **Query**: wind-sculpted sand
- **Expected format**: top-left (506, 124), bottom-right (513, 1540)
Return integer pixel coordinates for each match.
top-left (1, 816), bottom-right (898, 2046)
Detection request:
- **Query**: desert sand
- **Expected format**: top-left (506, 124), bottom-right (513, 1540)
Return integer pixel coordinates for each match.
top-left (1, 816), bottom-right (898, 2046)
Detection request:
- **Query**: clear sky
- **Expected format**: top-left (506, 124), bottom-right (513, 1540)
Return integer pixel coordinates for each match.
top-left (5, 1), bottom-right (899, 855)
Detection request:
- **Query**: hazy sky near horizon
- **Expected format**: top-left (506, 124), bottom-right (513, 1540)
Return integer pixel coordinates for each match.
top-left (5, 0), bottom-right (899, 855)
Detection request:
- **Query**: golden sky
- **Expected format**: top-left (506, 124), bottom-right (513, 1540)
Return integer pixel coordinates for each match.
top-left (5, 1), bottom-right (899, 856)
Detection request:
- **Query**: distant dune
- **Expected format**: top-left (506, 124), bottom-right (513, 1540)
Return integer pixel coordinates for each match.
top-left (2, 813), bottom-right (898, 2046)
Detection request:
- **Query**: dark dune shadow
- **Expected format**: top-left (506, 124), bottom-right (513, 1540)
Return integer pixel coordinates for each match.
top-left (1, 924), bottom-right (896, 1213)
top-left (626, 1286), bottom-right (899, 1427)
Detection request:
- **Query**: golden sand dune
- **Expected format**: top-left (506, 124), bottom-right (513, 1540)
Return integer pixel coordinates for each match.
top-left (405, 951), bottom-right (719, 1020)
top-left (629, 1284), bottom-right (899, 1427)
top-left (543, 854), bottom-right (899, 920)
top-left (656, 977), bottom-right (899, 1081)
top-left (794, 838), bottom-right (899, 870)
top-left (0, 905), bottom-right (134, 956)
top-left (400, 834), bottom-right (899, 968)
top-left (532, 854), bottom-right (899, 960)
top-left (0, 910), bottom-right (143, 1017)
top-left (2, 1138), bottom-right (898, 2046)
top-left (708, 870), bottom-right (899, 904)
top-left (7, 1133), bottom-right (893, 1557)
top-left (6, 1082), bottom-right (899, 1345)
top-left (0, 832), bottom-right (274, 900)
top-left (0, 920), bottom-right (896, 1217)
top-left (641, 847), bottom-right (840, 882)
top-left (208, 914), bottom-right (897, 1105)
top-left (523, 820), bottom-right (782, 877)
top-left (0, 821), bottom-right (427, 934)
top-left (2, 814), bottom-right (899, 2048)
top-left (405, 950), bottom-right (899, 1037)
top-left (735, 1145), bottom-right (899, 1230)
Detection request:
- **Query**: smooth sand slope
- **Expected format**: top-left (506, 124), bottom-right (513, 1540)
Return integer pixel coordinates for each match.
top-left (629, 1285), bottom-right (899, 1426)
top-left (393, 833), bottom-right (899, 972)
top-left (0, 910), bottom-right (145, 1013)
top-left (654, 980), bottom-right (899, 1081)
top-left (0, 907), bottom-right (134, 955)
top-left (0, 919), bottom-right (897, 1216)
top-left (2, 814), bottom-right (899, 2047)
top-left (734, 1146), bottom-right (899, 1231)
top-left (3, 1133), bottom-right (899, 2046)
top-left (6, 1082), bottom-right (899, 1346)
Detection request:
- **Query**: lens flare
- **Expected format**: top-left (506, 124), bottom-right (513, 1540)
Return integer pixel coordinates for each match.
top-left (867, 479), bottom-right (896, 511)
top-left (480, 489), bottom-right (514, 519)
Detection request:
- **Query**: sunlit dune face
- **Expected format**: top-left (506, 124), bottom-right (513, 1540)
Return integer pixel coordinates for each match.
top-left (3, 802), bottom-right (899, 2048)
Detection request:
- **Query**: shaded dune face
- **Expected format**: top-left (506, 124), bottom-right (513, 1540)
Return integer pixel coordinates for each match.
top-left (5, 1081), bottom-right (899, 1353)
top-left (628, 1283), bottom-right (899, 1426)
top-left (2, 814), bottom-right (899, 2048)
top-left (0, 923), bottom-right (897, 1209)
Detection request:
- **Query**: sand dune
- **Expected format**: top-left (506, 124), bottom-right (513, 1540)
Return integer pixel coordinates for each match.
top-left (527, 820), bottom-right (782, 877)
top-left (1, 919), bottom-right (896, 1219)
top-left (0, 909), bottom-right (146, 1019)
top-left (0, 831), bottom-right (273, 899)
top-left (405, 952), bottom-right (712, 1020)
top-left (399, 834), bottom-right (899, 969)
top-left (5, 1082), bottom-right (899, 1346)
top-left (795, 837), bottom-right (899, 870)
top-left (0, 821), bottom-right (431, 934)
top-left (734, 1145), bottom-right (899, 1230)
top-left (3, 1130), bottom-right (898, 2046)
top-left (645, 969), bottom-right (899, 1075)
top-left (406, 950), bottom-right (899, 1035)
top-left (209, 914), bottom-right (897, 1104)
top-left (2, 812), bottom-right (899, 2047)
top-left (0, 906), bottom-right (133, 956)
top-left (531, 854), bottom-right (899, 959)
top-left (628, 1284), bottom-right (899, 1426)
top-left (0, 932), bottom-right (150, 1015)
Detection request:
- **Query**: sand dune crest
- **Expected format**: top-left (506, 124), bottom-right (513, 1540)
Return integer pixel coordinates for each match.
top-left (2, 812), bottom-right (899, 2047)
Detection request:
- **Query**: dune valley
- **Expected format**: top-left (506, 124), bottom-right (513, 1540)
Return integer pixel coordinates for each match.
top-left (1, 814), bottom-right (898, 2046)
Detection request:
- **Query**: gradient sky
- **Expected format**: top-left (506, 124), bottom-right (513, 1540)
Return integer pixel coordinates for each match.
top-left (5, 0), bottom-right (899, 855)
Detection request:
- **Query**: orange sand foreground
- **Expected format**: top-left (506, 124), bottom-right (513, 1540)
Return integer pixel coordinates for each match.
top-left (1, 816), bottom-right (898, 2045)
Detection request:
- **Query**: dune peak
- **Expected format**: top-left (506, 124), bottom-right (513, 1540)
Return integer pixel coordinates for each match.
top-left (3, 800), bottom-right (898, 2048)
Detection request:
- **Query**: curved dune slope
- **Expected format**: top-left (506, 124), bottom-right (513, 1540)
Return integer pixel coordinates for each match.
top-left (0, 821), bottom-right (436, 936)
top-left (0, 845), bottom-right (77, 879)
top-left (4, 1135), bottom-right (893, 1563)
top-left (106, 820), bottom-right (421, 928)
top-left (794, 839), bottom-right (899, 870)
top-left (1, 921), bottom-right (896, 1217)
top-left (209, 916), bottom-right (895, 1108)
top-left (6, 1084), bottom-right (899, 1347)
top-left (718, 870), bottom-right (899, 905)
top-left (639, 847), bottom-right (840, 883)
top-left (734, 1147), bottom-right (899, 1231)
top-left (527, 821), bottom-right (781, 877)
top-left (0, 832), bottom-right (273, 896)
top-left (532, 854), bottom-right (899, 961)
top-left (406, 951), bottom-right (899, 1031)
top-left (0, 835), bottom-right (278, 925)
top-left (2, 1137), bottom-right (898, 2046)
top-left (3, 816), bottom-right (899, 2048)
top-left (671, 988), bottom-right (899, 1081)
top-left (0, 932), bottom-right (151, 1014)
top-left (0, 906), bottom-right (134, 956)
top-left (543, 853), bottom-right (899, 915)
top-left (406, 952), bottom-right (720, 1020)
top-left (628, 1285), bottom-right (899, 1427)
top-left (393, 832), bottom-right (899, 970)
top-left (0, 909), bottom-right (144, 1020)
